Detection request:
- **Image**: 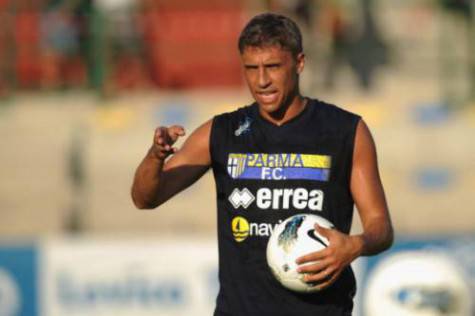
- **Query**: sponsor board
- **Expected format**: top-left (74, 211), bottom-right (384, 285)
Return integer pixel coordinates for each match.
top-left (42, 239), bottom-right (218, 316)
top-left (2, 236), bottom-right (472, 316)
top-left (361, 237), bottom-right (475, 316)
top-left (0, 245), bottom-right (38, 316)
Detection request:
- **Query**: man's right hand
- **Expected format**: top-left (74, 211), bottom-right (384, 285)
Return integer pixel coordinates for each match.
top-left (150, 125), bottom-right (186, 160)
top-left (132, 121), bottom-right (210, 209)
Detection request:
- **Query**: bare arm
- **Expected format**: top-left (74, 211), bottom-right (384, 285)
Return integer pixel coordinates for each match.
top-left (350, 119), bottom-right (393, 256)
top-left (296, 119), bottom-right (393, 290)
top-left (131, 120), bottom-right (212, 209)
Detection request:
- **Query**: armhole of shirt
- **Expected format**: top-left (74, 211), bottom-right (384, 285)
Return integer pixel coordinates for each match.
top-left (347, 115), bottom-right (362, 184)
top-left (210, 114), bottom-right (226, 165)
top-left (209, 115), bottom-right (218, 165)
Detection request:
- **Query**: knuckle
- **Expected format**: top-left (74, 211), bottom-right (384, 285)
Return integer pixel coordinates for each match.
top-left (315, 262), bottom-right (326, 271)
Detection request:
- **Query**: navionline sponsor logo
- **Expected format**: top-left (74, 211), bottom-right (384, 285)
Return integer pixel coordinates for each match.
top-left (229, 187), bottom-right (324, 211)
top-left (231, 216), bottom-right (282, 242)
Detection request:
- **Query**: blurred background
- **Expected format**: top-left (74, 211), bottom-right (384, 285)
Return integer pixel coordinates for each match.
top-left (0, 0), bottom-right (474, 315)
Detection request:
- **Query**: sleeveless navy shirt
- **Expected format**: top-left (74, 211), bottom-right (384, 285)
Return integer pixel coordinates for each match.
top-left (210, 98), bottom-right (361, 316)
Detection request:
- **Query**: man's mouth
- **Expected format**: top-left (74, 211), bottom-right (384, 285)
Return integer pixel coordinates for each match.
top-left (257, 90), bottom-right (279, 104)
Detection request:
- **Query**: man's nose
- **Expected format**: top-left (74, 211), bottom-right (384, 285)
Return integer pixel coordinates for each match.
top-left (258, 67), bottom-right (271, 88)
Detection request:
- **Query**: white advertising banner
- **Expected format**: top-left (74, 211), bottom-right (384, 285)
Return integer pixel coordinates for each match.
top-left (41, 238), bottom-right (219, 316)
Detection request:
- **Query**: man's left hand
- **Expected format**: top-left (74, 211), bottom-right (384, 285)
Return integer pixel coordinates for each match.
top-left (295, 225), bottom-right (363, 291)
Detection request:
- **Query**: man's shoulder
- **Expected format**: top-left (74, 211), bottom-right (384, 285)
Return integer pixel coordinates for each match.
top-left (213, 103), bottom-right (256, 123)
top-left (312, 98), bottom-right (361, 121)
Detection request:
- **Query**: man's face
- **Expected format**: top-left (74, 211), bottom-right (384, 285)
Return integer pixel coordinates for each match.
top-left (241, 45), bottom-right (305, 114)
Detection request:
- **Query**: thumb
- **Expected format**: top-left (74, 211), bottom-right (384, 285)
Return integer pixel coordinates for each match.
top-left (168, 125), bottom-right (186, 141)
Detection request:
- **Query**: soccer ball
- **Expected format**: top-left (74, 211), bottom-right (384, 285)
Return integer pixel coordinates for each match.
top-left (266, 214), bottom-right (334, 293)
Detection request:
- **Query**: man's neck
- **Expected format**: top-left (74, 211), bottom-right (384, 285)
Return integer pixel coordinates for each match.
top-left (260, 95), bottom-right (307, 126)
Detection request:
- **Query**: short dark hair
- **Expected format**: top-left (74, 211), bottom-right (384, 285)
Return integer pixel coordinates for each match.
top-left (238, 13), bottom-right (303, 56)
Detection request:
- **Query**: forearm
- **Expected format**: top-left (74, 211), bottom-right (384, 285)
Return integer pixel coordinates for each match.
top-left (352, 218), bottom-right (394, 257)
top-left (131, 148), bottom-right (165, 209)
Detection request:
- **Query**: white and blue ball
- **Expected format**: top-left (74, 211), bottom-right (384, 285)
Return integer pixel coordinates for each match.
top-left (266, 214), bottom-right (334, 293)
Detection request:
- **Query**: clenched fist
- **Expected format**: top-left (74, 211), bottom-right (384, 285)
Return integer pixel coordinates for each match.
top-left (150, 125), bottom-right (186, 160)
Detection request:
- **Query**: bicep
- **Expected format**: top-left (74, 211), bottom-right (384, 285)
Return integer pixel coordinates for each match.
top-left (350, 120), bottom-right (390, 228)
top-left (158, 120), bottom-right (212, 203)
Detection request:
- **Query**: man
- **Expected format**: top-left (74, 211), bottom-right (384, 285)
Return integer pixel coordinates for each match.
top-left (131, 13), bottom-right (393, 316)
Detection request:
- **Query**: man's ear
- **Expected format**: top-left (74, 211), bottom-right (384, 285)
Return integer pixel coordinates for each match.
top-left (296, 52), bottom-right (305, 74)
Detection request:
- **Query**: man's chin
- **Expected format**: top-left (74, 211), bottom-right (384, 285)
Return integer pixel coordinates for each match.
top-left (257, 101), bottom-right (280, 113)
